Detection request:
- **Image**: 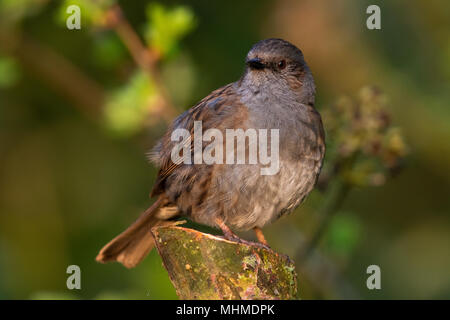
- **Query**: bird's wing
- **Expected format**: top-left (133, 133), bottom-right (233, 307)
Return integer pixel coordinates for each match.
top-left (149, 82), bottom-right (249, 198)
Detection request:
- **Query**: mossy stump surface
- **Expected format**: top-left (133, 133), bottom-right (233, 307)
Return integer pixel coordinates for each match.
top-left (151, 225), bottom-right (298, 300)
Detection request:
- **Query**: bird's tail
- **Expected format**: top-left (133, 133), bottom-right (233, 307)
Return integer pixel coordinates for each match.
top-left (96, 198), bottom-right (178, 268)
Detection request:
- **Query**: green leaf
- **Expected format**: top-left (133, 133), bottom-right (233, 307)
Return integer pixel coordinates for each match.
top-left (104, 71), bottom-right (157, 136)
top-left (144, 3), bottom-right (196, 57)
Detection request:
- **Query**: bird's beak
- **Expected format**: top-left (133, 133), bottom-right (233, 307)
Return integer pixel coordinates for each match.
top-left (246, 57), bottom-right (265, 70)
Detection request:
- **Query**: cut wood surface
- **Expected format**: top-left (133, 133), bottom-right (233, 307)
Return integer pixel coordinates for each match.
top-left (151, 225), bottom-right (298, 300)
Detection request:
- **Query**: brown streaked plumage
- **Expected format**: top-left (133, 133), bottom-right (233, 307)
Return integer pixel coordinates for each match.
top-left (96, 39), bottom-right (325, 268)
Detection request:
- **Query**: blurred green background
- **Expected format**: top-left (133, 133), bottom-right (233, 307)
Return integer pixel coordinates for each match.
top-left (0, 0), bottom-right (449, 299)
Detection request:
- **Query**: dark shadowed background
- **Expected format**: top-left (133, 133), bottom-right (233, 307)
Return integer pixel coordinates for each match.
top-left (0, 0), bottom-right (449, 299)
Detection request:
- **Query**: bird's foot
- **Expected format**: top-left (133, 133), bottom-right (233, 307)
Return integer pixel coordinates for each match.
top-left (215, 217), bottom-right (272, 251)
top-left (223, 232), bottom-right (271, 250)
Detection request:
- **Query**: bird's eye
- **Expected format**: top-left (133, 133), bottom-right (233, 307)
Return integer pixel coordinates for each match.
top-left (277, 60), bottom-right (286, 70)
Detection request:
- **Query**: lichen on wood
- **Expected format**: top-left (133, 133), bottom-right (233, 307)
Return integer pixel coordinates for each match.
top-left (151, 225), bottom-right (298, 300)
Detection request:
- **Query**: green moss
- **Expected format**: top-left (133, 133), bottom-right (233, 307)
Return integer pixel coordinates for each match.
top-left (152, 226), bottom-right (298, 300)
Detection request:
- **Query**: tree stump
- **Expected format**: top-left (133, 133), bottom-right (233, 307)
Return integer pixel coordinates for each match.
top-left (151, 225), bottom-right (298, 300)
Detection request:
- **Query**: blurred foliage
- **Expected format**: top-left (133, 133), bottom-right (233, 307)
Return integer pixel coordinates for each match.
top-left (325, 213), bottom-right (361, 258)
top-left (0, 0), bottom-right (48, 25)
top-left (91, 34), bottom-right (127, 69)
top-left (144, 3), bottom-right (196, 58)
top-left (0, 0), bottom-right (449, 300)
top-left (0, 56), bottom-right (20, 88)
top-left (321, 86), bottom-right (408, 188)
top-left (303, 86), bottom-right (409, 278)
top-left (30, 291), bottom-right (79, 300)
top-left (104, 71), bottom-right (156, 136)
top-left (57, 1), bottom-right (196, 136)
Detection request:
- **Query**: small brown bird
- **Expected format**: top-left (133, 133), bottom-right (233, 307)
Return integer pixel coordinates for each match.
top-left (96, 38), bottom-right (325, 268)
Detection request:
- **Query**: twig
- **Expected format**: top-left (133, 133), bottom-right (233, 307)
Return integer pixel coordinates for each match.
top-left (300, 151), bottom-right (359, 260)
top-left (105, 4), bottom-right (177, 123)
top-left (301, 181), bottom-right (351, 259)
top-left (293, 229), bottom-right (360, 298)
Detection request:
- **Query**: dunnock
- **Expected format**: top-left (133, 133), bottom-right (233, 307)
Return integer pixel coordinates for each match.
top-left (96, 38), bottom-right (325, 268)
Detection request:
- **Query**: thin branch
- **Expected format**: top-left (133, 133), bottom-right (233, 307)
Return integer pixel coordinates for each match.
top-left (293, 230), bottom-right (360, 299)
top-left (299, 152), bottom-right (359, 260)
top-left (105, 4), bottom-right (178, 123)
top-left (301, 181), bottom-right (351, 259)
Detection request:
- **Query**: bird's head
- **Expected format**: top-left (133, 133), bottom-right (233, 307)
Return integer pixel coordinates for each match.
top-left (242, 38), bottom-right (315, 106)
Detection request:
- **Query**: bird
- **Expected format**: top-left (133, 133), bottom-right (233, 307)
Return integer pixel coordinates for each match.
top-left (96, 38), bottom-right (325, 268)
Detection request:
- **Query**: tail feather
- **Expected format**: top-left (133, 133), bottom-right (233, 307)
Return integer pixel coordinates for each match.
top-left (96, 198), bottom-right (178, 268)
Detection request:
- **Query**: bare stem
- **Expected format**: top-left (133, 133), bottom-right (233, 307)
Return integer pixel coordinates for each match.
top-left (105, 4), bottom-right (177, 122)
top-left (301, 181), bottom-right (351, 259)
top-left (300, 151), bottom-right (359, 260)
